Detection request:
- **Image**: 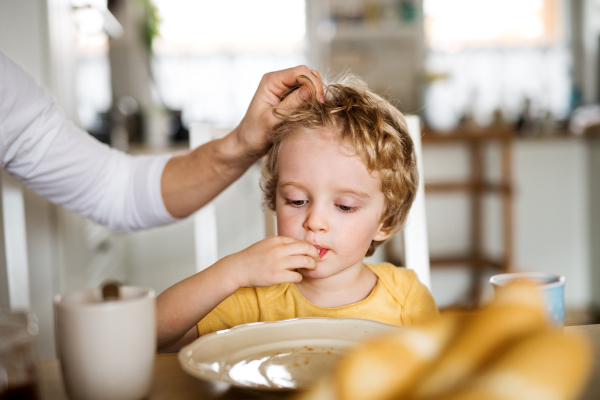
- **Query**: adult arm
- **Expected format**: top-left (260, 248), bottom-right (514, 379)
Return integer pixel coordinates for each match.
top-left (0, 51), bottom-right (172, 231)
top-left (0, 51), bottom-right (323, 228)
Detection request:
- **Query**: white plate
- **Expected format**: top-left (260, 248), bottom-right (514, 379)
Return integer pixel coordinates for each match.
top-left (178, 317), bottom-right (399, 391)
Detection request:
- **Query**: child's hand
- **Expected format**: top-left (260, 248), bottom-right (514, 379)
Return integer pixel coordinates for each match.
top-left (156, 237), bottom-right (318, 351)
top-left (224, 236), bottom-right (319, 288)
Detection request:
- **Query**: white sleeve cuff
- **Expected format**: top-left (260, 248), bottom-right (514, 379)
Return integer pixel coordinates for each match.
top-left (129, 154), bottom-right (180, 230)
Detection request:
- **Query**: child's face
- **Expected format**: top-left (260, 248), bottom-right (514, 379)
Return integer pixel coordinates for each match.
top-left (275, 128), bottom-right (391, 280)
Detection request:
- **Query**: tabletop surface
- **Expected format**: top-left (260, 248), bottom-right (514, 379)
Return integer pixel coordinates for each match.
top-left (38, 354), bottom-right (292, 400)
top-left (37, 325), bottom-right (600, 400)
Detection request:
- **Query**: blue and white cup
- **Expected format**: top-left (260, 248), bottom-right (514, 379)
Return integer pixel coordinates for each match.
top-left (489, 272), bottom-right (566, 326)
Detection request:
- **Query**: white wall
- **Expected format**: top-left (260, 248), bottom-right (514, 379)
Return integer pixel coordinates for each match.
top-left (0, 0), bottom-right (79, 360)
top-left (424, 137), bottom-right (592, 309)
top-left (126, 162), bottom-right (267, 294)
top-left (126, 220), bottom-right (196, 295)
top-left (514, 140), bottom-right (590, 308)
top-left (578, 0), bottom-right (600, 104)
top-left (0, 0), bottom-right (59, 361)
top-left (587, 139), bottom-right (600, 309)
top-left (0, 0), bottom-right (48, 83)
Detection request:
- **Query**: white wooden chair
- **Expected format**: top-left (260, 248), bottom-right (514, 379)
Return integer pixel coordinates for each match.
top-left (402, 115), bottom-right (431, 289)
top-left (189, 124), bottom-right (223, 273)
top-left (189, 116), bottom-right (431, 290)
top-left (0, 171), bottom-right (31, 310)
top-left (189, 123), bottom-right (276, 273)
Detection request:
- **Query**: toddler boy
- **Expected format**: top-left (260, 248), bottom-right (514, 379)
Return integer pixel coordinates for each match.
top-left (156, 74), bottom-right (437, 351)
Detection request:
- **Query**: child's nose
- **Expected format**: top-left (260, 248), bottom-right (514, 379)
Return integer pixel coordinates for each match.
top-left (303, 205), bottom-right (329, 232)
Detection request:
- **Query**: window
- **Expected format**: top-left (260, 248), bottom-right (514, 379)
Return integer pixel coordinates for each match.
top-left (422, 0), bottom-right (569, 129)
top-left (153, 0), bottom-right (305, 53)
top-left (152, 0), bottom-right (306, 127)
top-left (424, 0), bottom-right (562, 51)
top-left (71, 0), bottom-right (112, 132)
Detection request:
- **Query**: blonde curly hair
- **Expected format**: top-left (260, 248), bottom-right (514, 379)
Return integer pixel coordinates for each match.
top-left (261, 73), bottom-right (418, 257)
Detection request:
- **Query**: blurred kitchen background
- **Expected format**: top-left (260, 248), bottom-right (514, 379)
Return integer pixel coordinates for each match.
top-left (2, 0), bottom-right (600, 359)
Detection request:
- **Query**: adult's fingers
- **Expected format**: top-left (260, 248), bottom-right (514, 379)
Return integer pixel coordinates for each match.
top-left (278, 87), bottom-right (309, 113)
top-left (309, 69), bottom-right (325, 102)
top-left (266, 65), bottom-right (324, 104)
top-left (278, 81), bottom-right (325, 113)
top-left (311, 69), bottom-right (322, 81)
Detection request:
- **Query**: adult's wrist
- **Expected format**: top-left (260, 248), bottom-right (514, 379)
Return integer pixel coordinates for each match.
top-left (184, 126), bottom-right (258, 183)
top-left (215, 124), bottom-right (262, 171)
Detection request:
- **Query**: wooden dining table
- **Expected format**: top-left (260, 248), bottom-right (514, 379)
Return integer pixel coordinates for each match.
top-left (36, 325), bottom-right (600, 400)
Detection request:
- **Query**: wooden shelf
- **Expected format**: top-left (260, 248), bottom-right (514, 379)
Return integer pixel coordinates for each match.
top-left (425, 182), bottom-right (512, 194)
top-left (430, 255), bottom-right (505, 271)
top-left (422, 127), bottom-right (514, 143)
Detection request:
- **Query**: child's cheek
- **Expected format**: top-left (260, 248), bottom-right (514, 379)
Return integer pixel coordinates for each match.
top-left (332, 214), bottom-right (373, 253)
top-left (276, 208), bottom-right (303, 238)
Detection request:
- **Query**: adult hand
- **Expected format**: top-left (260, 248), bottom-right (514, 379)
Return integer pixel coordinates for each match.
top-left (234, 65), bottom-right (324, 159)
top-left (224, 236), bottom-right (320, 288)
top-left (161, 66), bottom-right (323, 220)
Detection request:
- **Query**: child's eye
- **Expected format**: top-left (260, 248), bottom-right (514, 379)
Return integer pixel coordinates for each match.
top-left (336, 204), bottom-right (357, 213)
top-left (285, 199), bottom-right (308, 207)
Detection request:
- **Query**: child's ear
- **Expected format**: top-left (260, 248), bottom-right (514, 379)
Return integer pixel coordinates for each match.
top-left (372, 225), bottom-right (393, 242)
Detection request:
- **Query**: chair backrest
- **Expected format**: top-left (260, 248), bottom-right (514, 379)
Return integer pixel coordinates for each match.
top-left (189, 124), bottom-right (224, 272)
top-left (189, 123), bottom-right (276, 273)
top-left (189, 117), bottom-right (431, 290)
top-left (0, 171), bottom-right (31, 310)
top-left (402, 115), bottom-right (431, 290)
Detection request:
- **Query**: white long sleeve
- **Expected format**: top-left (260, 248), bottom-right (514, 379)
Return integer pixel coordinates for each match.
top-left (0, 50), bottom-right (177, 231)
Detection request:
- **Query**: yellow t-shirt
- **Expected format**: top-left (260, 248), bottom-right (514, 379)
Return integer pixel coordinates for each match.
top-left (197, 262), bottom-right (438, 336)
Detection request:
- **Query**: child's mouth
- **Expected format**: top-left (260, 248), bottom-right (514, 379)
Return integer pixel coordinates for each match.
top-left (314, 245), bottom-right (328, 259)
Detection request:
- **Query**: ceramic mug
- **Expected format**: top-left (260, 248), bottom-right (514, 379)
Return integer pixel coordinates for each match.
top-left (54, 286), bottom-right (156, 400)
top-left (489, 272), bottom-right (565, 326)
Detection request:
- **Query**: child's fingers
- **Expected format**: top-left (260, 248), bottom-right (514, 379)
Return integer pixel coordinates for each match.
top-left (281, 270), bottom-right (303, 283)
top-left (284, 241), bottom-right (320, 260)
top-left (275, 254), bottom-right (317, 272)
top-left (275, 236), bottom-right (305, 245)
top-left (285, 255), bottom-right (318, 271)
